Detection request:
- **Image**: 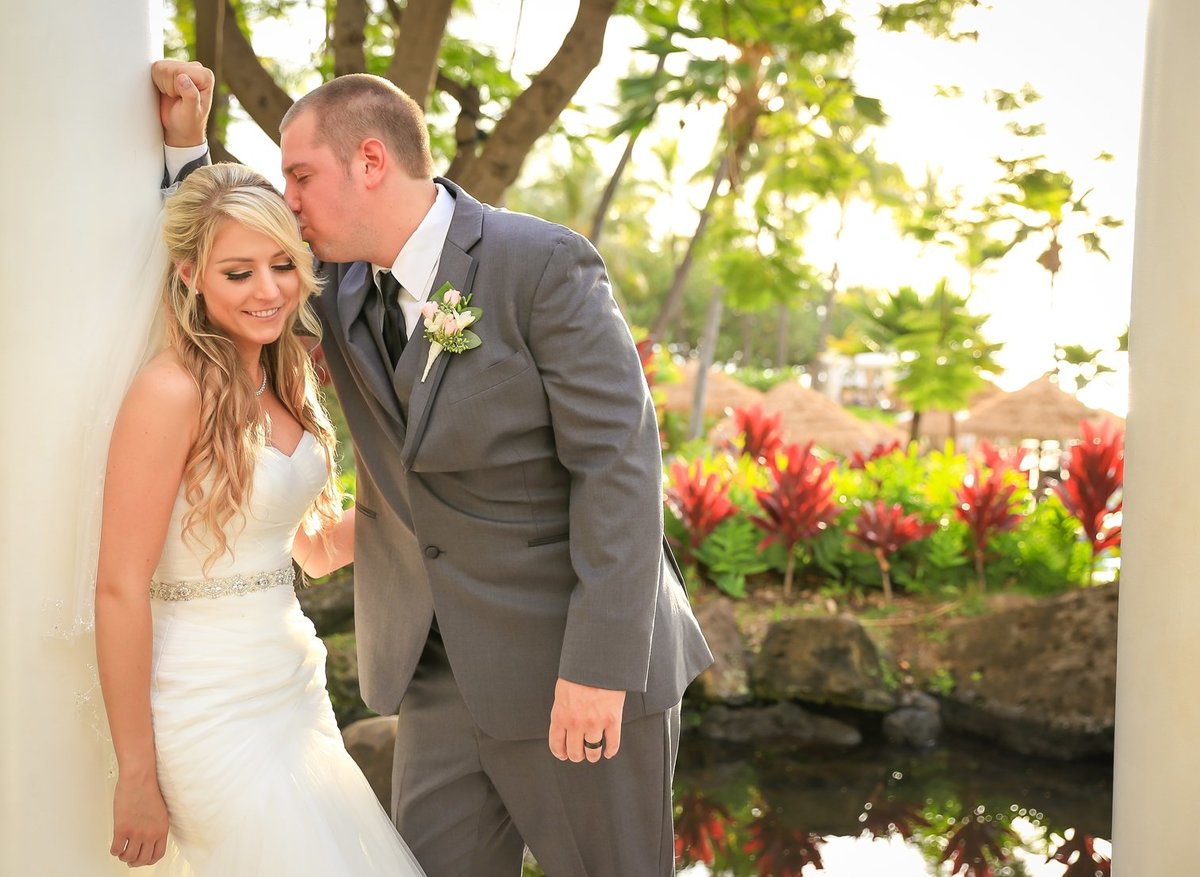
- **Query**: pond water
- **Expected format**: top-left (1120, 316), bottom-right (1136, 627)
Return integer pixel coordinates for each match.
top-left (673, 732), bottom-right (1112, 876)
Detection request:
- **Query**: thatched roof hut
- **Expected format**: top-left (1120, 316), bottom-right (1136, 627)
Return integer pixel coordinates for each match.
top-left (715, 380), bottom-right (905, 456)
top-left (962, 374), bottom-right (1113, 443)
top-left (657, 361), bottom-right (764, 419)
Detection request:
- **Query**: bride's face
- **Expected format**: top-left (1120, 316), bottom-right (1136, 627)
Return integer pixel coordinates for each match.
top-left (188, 219), bottom-right (300, 351)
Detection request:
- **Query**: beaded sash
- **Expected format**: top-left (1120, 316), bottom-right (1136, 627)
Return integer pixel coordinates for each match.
top-left (149, 566), bottom-right (295, 601)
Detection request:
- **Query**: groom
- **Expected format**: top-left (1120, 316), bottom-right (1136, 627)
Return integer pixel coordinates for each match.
top-left (155, 61), bottom-right (711, 875)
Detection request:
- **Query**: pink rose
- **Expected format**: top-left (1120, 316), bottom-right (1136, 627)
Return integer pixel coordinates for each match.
top-left (444, 289), bottom-right (463, 307)
top-left (421, 301), bottom-right (439, 322)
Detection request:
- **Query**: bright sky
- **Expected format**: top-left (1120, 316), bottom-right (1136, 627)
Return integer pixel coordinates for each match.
top-left (231, 0), bottom-right (1151, 416)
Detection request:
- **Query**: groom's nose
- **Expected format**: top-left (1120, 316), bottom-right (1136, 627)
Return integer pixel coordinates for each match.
top-left (283, 182), bottom-right (301, 215)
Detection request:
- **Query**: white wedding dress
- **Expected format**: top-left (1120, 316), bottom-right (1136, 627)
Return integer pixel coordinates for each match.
top-left (146, 431), bottom-right (424, 876)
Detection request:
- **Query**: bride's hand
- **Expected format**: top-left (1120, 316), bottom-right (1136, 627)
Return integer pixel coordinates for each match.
top-left (111, 773), bottom-right (169, 867)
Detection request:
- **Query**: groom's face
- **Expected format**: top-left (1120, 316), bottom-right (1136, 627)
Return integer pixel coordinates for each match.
top-left (281, 111), bottom-right (360, 262)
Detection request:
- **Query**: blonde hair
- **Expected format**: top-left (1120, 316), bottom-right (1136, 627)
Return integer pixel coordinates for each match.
top-left (162, 162), bottom-right (342, 572)
top-left (281, 74), bottom-right (434, 179)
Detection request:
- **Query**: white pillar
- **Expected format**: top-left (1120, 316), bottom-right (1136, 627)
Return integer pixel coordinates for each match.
top-left (0, 2), bottom-right (164, 872)
top-left (1114, 0), bottom-right (1200, 871)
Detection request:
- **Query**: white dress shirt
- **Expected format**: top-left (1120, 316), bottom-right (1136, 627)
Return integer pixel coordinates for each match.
top-left (372, 182), bottom-right (455, 339)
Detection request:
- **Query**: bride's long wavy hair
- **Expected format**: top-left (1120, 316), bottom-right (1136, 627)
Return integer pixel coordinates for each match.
top-left (161, 163), bottom-right (342, 572)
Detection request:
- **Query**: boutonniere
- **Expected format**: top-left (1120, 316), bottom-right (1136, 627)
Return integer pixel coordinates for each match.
top-left (420, 282), bottom-right (482, 381)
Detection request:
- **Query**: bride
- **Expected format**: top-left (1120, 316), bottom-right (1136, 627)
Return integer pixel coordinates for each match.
top-left (94, 162), bottom-right (424, 875)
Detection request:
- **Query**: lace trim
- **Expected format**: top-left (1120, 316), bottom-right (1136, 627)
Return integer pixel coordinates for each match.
top-left (149, 566), bottom-right (295, 601)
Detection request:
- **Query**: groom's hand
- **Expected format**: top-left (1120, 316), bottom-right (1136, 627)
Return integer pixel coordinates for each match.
top-left (548, 678), bottom-right (625, 764)
top-left (151, 60), bottom-right (214, 147)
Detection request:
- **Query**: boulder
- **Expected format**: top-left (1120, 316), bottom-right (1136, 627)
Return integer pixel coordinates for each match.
top-left (937, 582), bottom-right (1117, 759)
top-left (690, 596), bottom-right (751, 703)
top-left (697, 703), bottom-right (861, 747)
top-left (299, 572), bottom-right (355, 636)
top-left (751, 615), bottom-right (895, 711)
top-left (883, 689), bottom-right (942, 749)
top-left (342, 715), bottom-right (398, 810)
top-left (322, 632), bottom-right (374, 728)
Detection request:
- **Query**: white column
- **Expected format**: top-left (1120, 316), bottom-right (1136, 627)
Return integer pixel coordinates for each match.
top-left (1114, 0), bottom-right (1200, 871)
top-left (0, 2), bottom-right (164, 872)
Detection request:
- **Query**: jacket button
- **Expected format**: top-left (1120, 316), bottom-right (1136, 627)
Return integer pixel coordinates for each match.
top-left (424, 545), bottom-right (441, 559)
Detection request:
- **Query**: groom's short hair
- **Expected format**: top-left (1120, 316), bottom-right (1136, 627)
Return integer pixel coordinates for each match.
top-left (282, 74), bottom-right (434, 180)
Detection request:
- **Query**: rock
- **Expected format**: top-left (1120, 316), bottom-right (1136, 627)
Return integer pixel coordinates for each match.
top-left (883, 703), bottom-right (942, 749)
top-left (751, 615), bottom-right (895, 711)
top-left (690, 596), bottom-right (750, 703)
top-left (937, 582), bottom-right (1117, 759)
top-left (342, 715), bottom-right (397, 810)
top-left (322, 632), bottom-right (374, 728)
top-left (697, 703), bottom-right (861, 747)
top-left (299, 572), bottom-right (355, 636)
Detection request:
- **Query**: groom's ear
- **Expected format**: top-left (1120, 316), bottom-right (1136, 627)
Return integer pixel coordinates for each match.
top-left (359, 138), bottom-right (387, 190)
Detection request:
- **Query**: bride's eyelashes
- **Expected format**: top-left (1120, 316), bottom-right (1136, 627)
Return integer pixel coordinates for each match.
top-left (223, 262), bottom-right (297, 282)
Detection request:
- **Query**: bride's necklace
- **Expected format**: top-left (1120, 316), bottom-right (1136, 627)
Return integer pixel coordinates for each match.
top-left (254, 367), bottom-right (268, 397)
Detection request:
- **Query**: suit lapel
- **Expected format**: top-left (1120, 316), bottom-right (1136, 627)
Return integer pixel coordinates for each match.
top-left (400, 179), bottom-right (484, 469)
top-left (336, 261), bottom-right (405, 426)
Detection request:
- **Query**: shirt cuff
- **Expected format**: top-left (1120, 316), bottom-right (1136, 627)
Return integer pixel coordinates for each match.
top-left (164, 142), bottom-right (209, 185)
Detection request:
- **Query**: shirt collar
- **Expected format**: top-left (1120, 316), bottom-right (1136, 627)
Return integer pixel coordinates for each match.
top-left (372, 182), bottom-right (455, 302)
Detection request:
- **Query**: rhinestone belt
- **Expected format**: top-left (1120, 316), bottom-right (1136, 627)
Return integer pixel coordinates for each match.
top-left (149, 566), bottom-right (295, 601)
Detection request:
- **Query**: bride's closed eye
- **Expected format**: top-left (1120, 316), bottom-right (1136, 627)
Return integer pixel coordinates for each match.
top-left (223, 262), bottom-right (294, 282)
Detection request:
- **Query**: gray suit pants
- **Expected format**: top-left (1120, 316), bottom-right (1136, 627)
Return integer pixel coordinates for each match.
top-left (391, 629), bottom-right (680, 877)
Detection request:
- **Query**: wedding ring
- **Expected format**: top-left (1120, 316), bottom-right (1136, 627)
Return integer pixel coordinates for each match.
top-left (583, 736), bottom-right (605, 750)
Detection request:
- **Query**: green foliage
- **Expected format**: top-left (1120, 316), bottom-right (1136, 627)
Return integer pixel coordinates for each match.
top-left (988, 497), bottom-right (1095, 595)
top-left (694, 517), bottom-right (772, 598)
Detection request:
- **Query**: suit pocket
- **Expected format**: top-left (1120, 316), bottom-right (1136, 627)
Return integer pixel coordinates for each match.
top-left (447, 349), bottom-right (532, 404)
top-left (528, 532), bottom-right (570, 548)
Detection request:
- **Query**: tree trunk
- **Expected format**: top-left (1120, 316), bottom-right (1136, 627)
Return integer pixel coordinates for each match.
top-left (195, 0), bottom-right (226, 148)
top-left (386, 0), bottom-right (453, 109)
top-left (810, 201), bottom-right (846, 392)
top-left (219, 0), bottom-right (293, 142)
top-left (910, 409), bottom-right (922, 444)
top-left (332, 0), bottom-right (368, 76)
top-left (740, 313), bottom-right (755, 363)
top-left (648, 153), bottom-right (730, 340)
top-left (589, 53), bottom-right (667, 246)
top-left (776, 300), bottom-right (790, 369)
top-left (878, 552), bottom-right (893, 603)
top-left (453, 0), bottom-right (618, 204)
top-left (690, 286), bottom-right (726, 440)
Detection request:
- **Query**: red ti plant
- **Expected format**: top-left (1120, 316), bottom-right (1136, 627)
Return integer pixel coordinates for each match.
top-left (666, 458), bottom-right (737, 565)
top-left (1053, 419), bottom-right (1124, 579)
top-left (743, 809), bottom-right (824, 877)
top-left (1049, 830), bottom-right (1111, 877)
top-left (976, 439), bottom-right (1035, 479)
top-left (635, 337), bottom-right (658, 391)
top-left (749, 442), bottom-right (839, 598)
top-left (941, 814), bottom-right (1018, 877)
top-left (673, 790), bottom-right (732, 868)
top-left (848, 439), bottom-right (903, 470)
top-left (849, 501), bottom-right (936, 603)
top-left (859, 784), bottom-right (930, 840)
top-left (954, 463), bottom-right (1023, 596)
top-left (732, 404), bottom-right (785, 464)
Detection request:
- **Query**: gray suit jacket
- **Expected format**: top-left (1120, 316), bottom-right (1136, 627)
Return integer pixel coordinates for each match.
top-left (315, 178), bottom-right (712, 740)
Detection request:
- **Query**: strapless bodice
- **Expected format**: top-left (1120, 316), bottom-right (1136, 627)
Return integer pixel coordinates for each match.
top-left (152, 431), bottom-right (326, 584)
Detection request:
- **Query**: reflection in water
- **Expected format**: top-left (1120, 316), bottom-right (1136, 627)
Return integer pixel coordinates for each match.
top-left (674, 733), bottom-right (1112, 876)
